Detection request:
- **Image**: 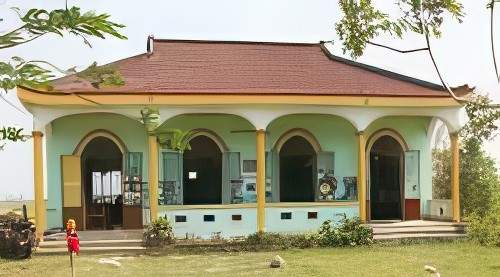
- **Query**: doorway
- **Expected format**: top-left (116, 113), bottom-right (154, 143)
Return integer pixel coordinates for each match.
top-left (81, 137), bottom-right (123, 229)
top-left (369, 135), bottom-right (404, 220)
top-left (183, 135), bottom-right (223, 204)
top-left (279, 136), bottom-right (316, 202)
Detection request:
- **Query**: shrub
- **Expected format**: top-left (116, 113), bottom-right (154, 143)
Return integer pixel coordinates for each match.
top-left (143, 217), bottom-right (174, 247)
top-left (0, 212), bottom-right (21, 222)
top-left (317, 217), bottom-right (373, 247)
top-left (468, 197), bottom-right (500, 247)
top-left (242, 232), bottom-right (318, 250)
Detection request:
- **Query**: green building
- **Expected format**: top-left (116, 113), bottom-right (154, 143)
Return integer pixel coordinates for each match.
top-left (18, 38), bottom-right (468, 239)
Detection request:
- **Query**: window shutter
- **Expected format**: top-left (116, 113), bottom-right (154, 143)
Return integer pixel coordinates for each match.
top-left (265, 151), bottom-right (272, 178)
top-left (125, 152), bottom-right (143, 179)
top-left (228, 152), bottom-right (241, 180)
top-left (61, 155), bottom-right (82, 208)
top-left (404, 150), bottom-right (420, 199)
top-left (265, 151), bottom-right (274, 202)
top-left (271, 150), bottom-right (280, 202)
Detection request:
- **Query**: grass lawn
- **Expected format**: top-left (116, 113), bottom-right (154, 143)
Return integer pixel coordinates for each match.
top-left (1, 241), bottom-right (499, 276)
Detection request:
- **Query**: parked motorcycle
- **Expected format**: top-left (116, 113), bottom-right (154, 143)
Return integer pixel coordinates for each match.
top-left (0, 205), bottom-right (37, 259)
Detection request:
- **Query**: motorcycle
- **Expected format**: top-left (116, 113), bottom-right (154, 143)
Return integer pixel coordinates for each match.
top-left (0, 205), bottom-right (37, 259)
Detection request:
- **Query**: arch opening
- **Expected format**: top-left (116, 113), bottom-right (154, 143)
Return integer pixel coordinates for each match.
top-left (183, 135), bottom-right (223, 204)
top-left (279, 136), bottom-right (317, 202)
top-left (81, 136), bottom-right (124, 229)
top-left (369, 135), bottom-right (404, 220)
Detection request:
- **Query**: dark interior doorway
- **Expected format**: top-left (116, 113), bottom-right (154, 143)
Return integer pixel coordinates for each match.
top-left (82, 137), bottom-right (123, 230)
top-left (279, 136), bottom-right (316, 202)
top-left (369, 135), bottom-right (403, 220)
top-left (183, 135), bottom-right (222, 204)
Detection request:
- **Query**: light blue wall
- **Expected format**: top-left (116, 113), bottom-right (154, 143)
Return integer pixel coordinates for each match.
top-left (46, 113), bottom-right (148, 228)
top-left (158, 114), bottom-right (256, 160)
top-left (161, 205), bottom-right (359, 238)
top-left (267, 114), bottom-right (358, 182)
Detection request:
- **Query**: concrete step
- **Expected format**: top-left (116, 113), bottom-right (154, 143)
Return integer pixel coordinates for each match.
top-left (36, 246), bottom-right (146, 254)
top-left (372, 226), bottom-right (465, 235)
top-left (374, 233), bottom-right (467, 240)
top-left (369, 220), bottom-right (466, 229)
top-left (40, 239), bottom-right (143, 249)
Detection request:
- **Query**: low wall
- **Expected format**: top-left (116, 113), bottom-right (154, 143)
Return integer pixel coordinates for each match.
top-left (423, 199), bottom-right (452, 221)
top-left (159, 203), bottom-right (359, 239)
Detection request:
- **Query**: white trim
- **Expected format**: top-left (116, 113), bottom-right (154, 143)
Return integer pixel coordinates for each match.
top-left (273, 129), bottom-right (321, 154)
top-left (25, 103), bottom-right (467, 133)
top-left (187, 131), bottom-right (227, 153)
top-left (73, 131), bottom-right (126, 156)
top-left (365, 130), bottom-right (408, 220)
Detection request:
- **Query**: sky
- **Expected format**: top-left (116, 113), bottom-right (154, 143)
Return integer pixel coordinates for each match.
top-left (0, 0), bottom-right (499, 200)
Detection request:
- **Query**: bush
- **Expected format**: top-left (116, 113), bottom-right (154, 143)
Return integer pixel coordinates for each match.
top-left (468, 197), bottom-right (500, 247)
top-left (242, 232), bottom-right (318, 250)
top-left (241, 217), bottom-right (373, 250)
top-left (317, 217), bottom-right (373, 247)
top-left (0, 212), bottom-right (21, 222)
top-left (143, 217), bottom-right (174, 247)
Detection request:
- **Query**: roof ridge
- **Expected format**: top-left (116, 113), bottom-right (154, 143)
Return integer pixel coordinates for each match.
top-left (152, 38), bottom-right (319, 46)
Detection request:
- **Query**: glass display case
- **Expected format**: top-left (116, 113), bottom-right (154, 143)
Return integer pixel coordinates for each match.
top-left (123, 175), bottom-right (143, 205)
top-left (123, 152), bottom-right (146, 206)
top-left (158, 180), bottom-right (179, 205)
top-left (230, 177), bottom-right (272, 204)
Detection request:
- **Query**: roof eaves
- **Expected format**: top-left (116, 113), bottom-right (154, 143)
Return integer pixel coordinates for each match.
top-left (318, 43), bottom-right (447, 92)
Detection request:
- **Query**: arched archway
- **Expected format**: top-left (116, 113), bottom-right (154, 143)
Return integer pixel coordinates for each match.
top-left (81, 136), bottom-right (124, 229)
top-left (279, 135), bottom-right (317, 202)
top-left (183, 135), bottom-right (223, 204)
top-left (367, 130), bottom-right (407, 220)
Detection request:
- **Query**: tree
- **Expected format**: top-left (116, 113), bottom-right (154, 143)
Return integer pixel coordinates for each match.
top-left (0, 4), bottom-right (127, 149)
top-left (488, 0), bottom-right (500, 82)
top-left (432, 94), bottom-right (500, 216)
top-left (335, 0), bottom-right (500, 91)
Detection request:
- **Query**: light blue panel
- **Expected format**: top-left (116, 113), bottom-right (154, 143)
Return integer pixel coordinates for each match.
top-left (159, 204), bottom-right (359, 238)
top-left (265, 206), bottom-right (359, 233)
top-left (160, 208), bottom-right (257, 238)
top-left (405, 150), bottom-right (420, 199)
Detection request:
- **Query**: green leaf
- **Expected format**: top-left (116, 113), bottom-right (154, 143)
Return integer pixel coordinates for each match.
top-left (1, 6), bottom-right (127, 49)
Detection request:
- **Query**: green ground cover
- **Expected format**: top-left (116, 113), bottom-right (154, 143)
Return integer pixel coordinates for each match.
top-left (0, 241), bottom-right (499, 276)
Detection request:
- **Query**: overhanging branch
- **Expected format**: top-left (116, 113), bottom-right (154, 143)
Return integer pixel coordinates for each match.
top-left (367, 41), bottom-right (428, 53)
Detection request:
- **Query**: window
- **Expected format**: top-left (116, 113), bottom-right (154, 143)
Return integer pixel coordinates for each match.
top-left (281, 212), bottom-right (292, 220)
top-left (242, 160), bottom-right (257, 173)
top-left (175, 215), bottom-right (187, 222)
top-left (204, 215), bottom-right (215, 222)
top-left (308, 212), bottom-right (318, 219)
top-left (92, 171), bottom-right (122, 204)
top-left (232, 214), bottom-right (242, 221)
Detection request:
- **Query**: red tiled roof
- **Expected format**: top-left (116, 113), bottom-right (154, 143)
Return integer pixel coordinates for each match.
top-left (50, 39), bottom-right (450, 97)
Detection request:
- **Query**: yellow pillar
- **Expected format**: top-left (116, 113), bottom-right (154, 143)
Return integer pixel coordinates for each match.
top-left (32, 131), bottom-right (46, 241)
top-left (148, 135), bottom-right (159, 221)
top-left (450, 133), bottom-right (460, 222)
top-left (357, 131), bottom-right (367, 223)
top-left (256, 129), bottom-right (266, 232)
